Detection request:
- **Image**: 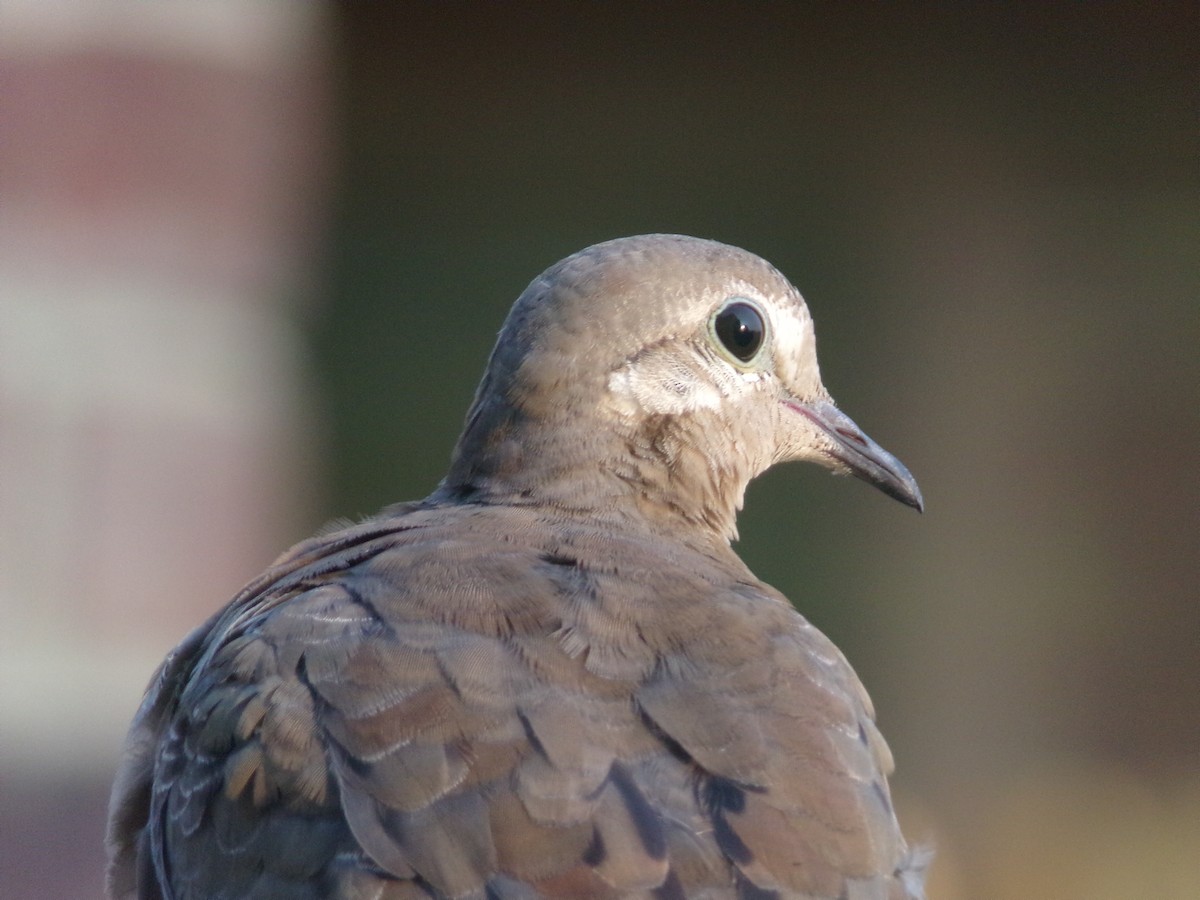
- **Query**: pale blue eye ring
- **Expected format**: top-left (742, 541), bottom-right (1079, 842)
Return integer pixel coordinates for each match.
top-left (712, 299), bottom-right (766, 363)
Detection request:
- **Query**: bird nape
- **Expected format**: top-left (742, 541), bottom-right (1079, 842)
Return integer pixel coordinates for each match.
top-left (107, 234), bottom-right (928, 900)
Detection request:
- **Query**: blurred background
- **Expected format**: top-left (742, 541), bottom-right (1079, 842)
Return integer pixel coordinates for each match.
top-left (1, 3), bottom-right (1196, 897)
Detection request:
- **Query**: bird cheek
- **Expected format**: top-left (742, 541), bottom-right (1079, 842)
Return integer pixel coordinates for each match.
top-left (769, 403), bottom-right (824, 465)
top-left (725, 403), bottom-right (778, 472)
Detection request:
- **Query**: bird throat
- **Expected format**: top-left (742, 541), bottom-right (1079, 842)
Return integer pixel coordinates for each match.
top-left (440, 396), bottom-right (753, 545)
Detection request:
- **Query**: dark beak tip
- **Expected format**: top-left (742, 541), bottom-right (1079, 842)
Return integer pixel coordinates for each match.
top-left (883, 476), bottom-right (924, 513)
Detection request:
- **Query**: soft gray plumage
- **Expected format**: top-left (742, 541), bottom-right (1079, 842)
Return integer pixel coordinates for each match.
top-left (107, 234), bottom-right (928, 900)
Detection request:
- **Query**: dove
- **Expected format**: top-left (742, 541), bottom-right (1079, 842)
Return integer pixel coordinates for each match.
top-left (107, 234), bottom-right (927, 899)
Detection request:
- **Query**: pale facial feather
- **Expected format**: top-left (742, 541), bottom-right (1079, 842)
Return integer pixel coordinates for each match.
top-left (604, 280), bottom-right (822, 428)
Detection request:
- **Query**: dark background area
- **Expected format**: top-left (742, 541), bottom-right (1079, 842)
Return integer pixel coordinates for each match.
top-left (1, 4), bottom-right (1195, 898)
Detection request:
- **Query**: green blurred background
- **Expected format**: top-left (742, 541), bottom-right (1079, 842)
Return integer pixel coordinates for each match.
top-left (1, 3), bottom-right (1196, 898)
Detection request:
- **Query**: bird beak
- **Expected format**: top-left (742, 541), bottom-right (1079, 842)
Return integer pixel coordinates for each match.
top-left (785, 399), bottom-right (924, 512)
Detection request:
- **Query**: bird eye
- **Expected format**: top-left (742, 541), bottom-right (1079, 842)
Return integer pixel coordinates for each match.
top-left (712, 300), bottom-right (766, 364)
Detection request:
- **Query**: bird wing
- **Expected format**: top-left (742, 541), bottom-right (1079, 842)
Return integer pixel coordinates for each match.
top-left (107, 506), bottom-right (914, 899)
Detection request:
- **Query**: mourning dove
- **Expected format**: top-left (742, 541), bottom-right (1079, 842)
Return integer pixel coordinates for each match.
top-left (106, 234), bottom-right (928, 900)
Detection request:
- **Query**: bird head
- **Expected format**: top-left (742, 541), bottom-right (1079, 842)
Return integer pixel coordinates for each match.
top-left (444, 234), bottom-right (921, 540)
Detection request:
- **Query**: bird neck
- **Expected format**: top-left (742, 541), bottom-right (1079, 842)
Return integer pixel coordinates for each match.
top-left (438, 397), bottom-right (752, 545)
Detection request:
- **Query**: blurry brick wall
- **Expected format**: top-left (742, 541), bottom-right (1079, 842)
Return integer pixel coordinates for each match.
top-left (0, 3), bottom-right (329, 897)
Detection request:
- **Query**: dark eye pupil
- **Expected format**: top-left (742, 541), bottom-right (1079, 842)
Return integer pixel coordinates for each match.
top-left (714, 302), bottom-right (764, 362)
